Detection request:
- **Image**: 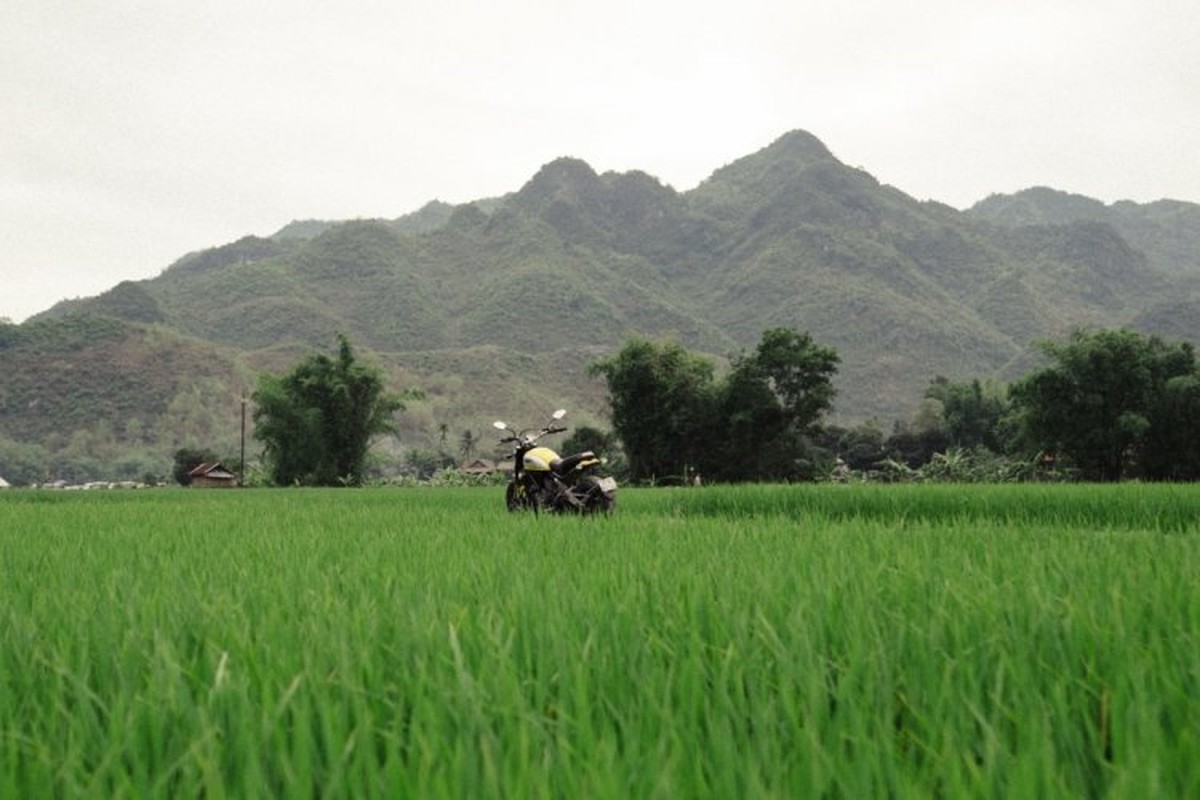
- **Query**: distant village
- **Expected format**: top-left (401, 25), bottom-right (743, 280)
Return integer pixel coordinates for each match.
top-left (0, 456), bottom-right (514, 491)
top-left (7, 478), bottom-right (152, 491)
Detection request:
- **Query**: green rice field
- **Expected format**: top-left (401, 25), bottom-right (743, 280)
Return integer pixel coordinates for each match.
top-left (2, 484), bottom-right (1198, 798)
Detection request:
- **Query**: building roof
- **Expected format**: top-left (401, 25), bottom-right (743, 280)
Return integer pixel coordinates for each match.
top-left (187, 462), bottom-right (237, 481)
top-left (459, 459), bottom-right (513, 474)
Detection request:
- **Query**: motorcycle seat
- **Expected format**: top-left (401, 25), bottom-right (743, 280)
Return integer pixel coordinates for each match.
top-left (551, 451), bottom-right (597, 475)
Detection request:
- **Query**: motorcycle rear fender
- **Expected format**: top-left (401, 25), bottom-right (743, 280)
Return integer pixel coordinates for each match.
top-left (552, 451), bottom-right (600, 475)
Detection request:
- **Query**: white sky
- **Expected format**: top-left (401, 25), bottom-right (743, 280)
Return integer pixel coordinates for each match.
top-left (2, 0), bottom-right (1198, 322)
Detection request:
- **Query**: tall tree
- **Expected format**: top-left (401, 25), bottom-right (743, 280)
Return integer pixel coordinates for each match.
top-left (459, 429), bottom-right (478, 461)
top-left (253, 335), bottom-right (414, 486)
top-left (748, 328), bottom-right (840, 436)
top-left (1142, 373), bottom-right (1200, 480)
top-left (591, 329), bottom-right (839, 484)
top-left (924, 377), bottom-right (1007, 452)
top-left (589, 338), bottom-right (716, 483)
top-left (714, 327), bottom-right (839, 480)
top-left (1009, 328), bottom-right (1197, 481)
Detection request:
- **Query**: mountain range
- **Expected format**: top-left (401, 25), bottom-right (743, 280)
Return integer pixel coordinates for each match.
top-left (2, 130), bottom-right (1198, 475)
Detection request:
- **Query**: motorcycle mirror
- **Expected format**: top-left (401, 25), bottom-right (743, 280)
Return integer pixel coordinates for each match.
top-left (493, 421), bottom-right (508, 431)
top-left (552, 409), bottom-right (566, 420)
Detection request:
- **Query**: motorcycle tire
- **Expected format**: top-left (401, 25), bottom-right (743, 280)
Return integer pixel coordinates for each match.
top-left (577, 475), bottom-right (616, 515)
top-left (505, 481), bottom-right (537, 513)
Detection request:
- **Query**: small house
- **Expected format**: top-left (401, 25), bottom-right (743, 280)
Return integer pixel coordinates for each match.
top-left (460, 459), bottom-right (514, 475)
top-left (460, 458), bottom-right (497, 475)
top-left (187, 462), bottom-right (238, 488)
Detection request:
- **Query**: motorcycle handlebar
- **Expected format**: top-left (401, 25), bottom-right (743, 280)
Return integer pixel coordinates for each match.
top-left (498, 425), bottom-right (566, 447)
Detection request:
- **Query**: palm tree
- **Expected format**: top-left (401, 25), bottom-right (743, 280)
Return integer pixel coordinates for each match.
top-left (459, 429), bottom-right (478, 461)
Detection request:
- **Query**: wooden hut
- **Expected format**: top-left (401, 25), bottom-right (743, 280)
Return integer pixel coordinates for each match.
top-left (187, 462), bottom-right (238, 488)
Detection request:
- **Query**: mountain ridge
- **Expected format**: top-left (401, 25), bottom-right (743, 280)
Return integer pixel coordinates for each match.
top-left (4, 130), bottom-right (1198, 478)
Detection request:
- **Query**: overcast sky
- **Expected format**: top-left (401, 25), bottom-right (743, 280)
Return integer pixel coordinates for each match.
top-left (3, 0), bottom-right (1197, 323)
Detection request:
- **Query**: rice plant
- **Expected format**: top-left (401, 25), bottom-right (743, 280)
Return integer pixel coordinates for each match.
top-left (1, 485), bottom-right (1196, 797)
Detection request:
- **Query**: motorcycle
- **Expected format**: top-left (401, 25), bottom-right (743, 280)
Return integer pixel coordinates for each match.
top-left (493, 409), bottom-right (617, 515)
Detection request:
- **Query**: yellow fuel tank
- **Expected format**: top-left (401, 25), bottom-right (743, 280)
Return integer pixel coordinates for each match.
top-left (523, 446), bottom-right (560, 472)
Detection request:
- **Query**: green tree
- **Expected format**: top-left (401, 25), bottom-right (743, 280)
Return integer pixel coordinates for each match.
top-left (885, 415), bottom-right (949, 468)
top-left (714, 355), bottom-right (789, 480)
top-left (714, 328), bottom-right (839, 480)
top-left (1143, 373), bottom-right (1200, 480)
top-left (252, 335), bottom-right (415, 486)
top-left (591, 329), bottom-right (838, 484)
top-left (561, 425), bottom-right (615, 458)
top-left (0, 435), bottom-right (48, 486)
top-left (560, 425), bottom-right (626, 479)
top-left (835, 422), bottom-right (887, 471)
top-left (746, 328), bottom-right (840, 436)
top-left (1009, 328), bottom-right (1197, 481)
top-left (589, 338), bottom-right (716, 483)
top-left (924, 377), bottom-right (1008, 452)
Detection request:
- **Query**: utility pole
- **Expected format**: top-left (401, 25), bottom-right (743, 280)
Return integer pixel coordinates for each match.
top-left (240, 395), bottom-right (246, 487)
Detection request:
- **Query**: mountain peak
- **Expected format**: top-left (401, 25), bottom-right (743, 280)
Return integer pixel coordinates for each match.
top-left (518, 157), bottom-right (600, 197)
top-left (509, 156), bottom-right (610, 229)
top-left (696, 129), bottom-right (842, 192)
top-left (969, 187), bottom-right (1109, 226)
top-left (689, 129), bottom-right (865, 218)
top-left (763, 129), bottom-right (836, 162)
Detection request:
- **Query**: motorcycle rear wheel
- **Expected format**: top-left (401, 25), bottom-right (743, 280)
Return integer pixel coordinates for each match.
top-left (578, 475), bottom-right (616, 515)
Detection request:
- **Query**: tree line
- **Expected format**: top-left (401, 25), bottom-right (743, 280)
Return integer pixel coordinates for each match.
top-left (589, 326), bottom-right (1200, 484)
top-left (237, 325), bottom-right (1199, 487)
top-left (588, 328), bottom-right (839, 483)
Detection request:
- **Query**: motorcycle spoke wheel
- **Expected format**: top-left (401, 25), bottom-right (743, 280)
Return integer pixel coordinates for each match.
top-left (506, 482), bottom-right (536, 513)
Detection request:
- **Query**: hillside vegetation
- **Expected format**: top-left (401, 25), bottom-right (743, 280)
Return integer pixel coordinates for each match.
top-left (2, 130), bottom-right (1198, 481)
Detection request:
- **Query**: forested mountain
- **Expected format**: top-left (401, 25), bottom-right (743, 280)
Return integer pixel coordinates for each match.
top-left (3, 130), bottom-right (1198, 481)
top-left (967, 187), bottom-right (1200, 278)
